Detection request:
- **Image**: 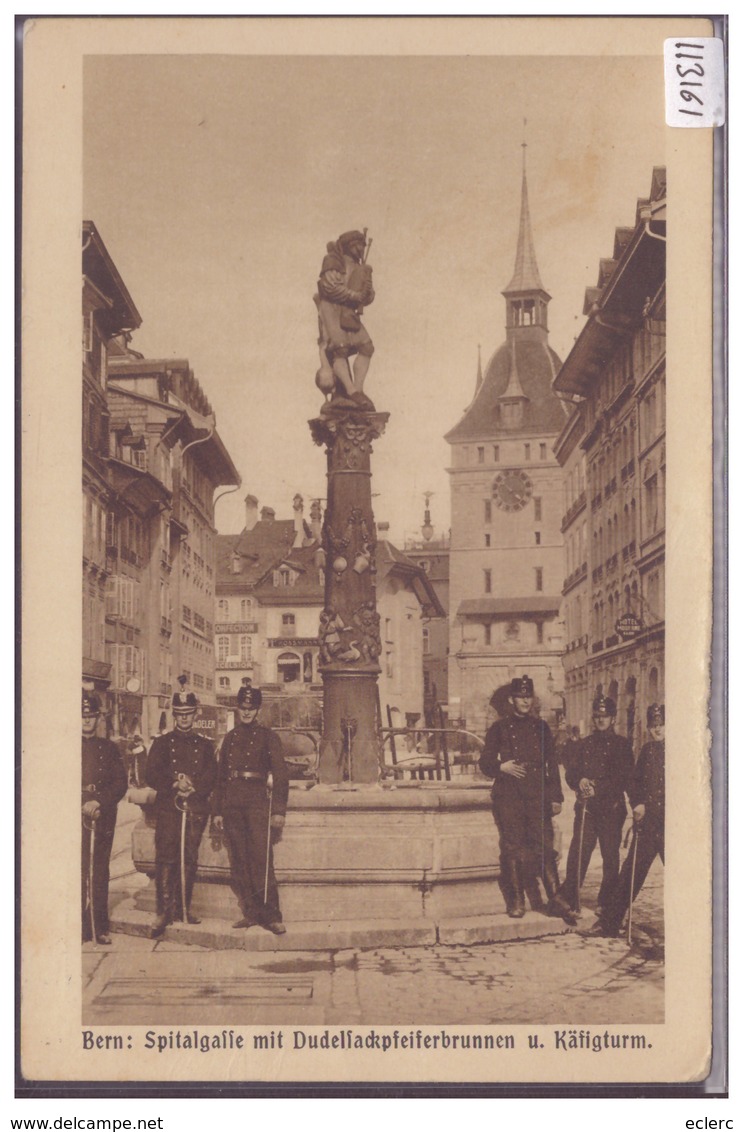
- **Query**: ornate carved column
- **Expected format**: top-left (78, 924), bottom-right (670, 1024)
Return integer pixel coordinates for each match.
top-left (309, 406), bottom-right (389, 784)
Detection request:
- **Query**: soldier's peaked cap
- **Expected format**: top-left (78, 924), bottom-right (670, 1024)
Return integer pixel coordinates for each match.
top-left (82, 689), bottom-right (102, 717)
top-left (647, 703), bottom-right (665, 726)
top-left (237, 683), bottom-right (262, 709)
top-left (172, 675), bottom-right (198, 714)
top-left (593, 694), bottom-right (616, 717)
top-left (510, 675), bottom-right (534, 697)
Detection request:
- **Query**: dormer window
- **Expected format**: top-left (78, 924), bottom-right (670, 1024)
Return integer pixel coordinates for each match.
top-left (231, 553), bottom-right (242, 574)
top-left (273, 566), bottom-right (296, 587)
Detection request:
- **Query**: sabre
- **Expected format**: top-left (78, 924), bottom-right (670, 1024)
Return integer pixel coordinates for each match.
top-left (175, 793), bottom-right (188, 924)
top-left (626, 824), bottom-right (641, 946)
top-left (83, 813), bottom-right (97, 943)
top-left (575, 799), bottom-right (587, 913)
top-left (264, 772), bottom-right (274, 906)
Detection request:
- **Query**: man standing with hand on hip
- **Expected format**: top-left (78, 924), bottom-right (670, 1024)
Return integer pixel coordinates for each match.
top-left (480, 674), bottom-right (574, 923)
top-left (213, 681), bottom-right (290, 935)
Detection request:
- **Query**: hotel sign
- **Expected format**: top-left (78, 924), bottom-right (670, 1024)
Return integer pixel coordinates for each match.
top-left (615, 614), bottom-right (643, 640)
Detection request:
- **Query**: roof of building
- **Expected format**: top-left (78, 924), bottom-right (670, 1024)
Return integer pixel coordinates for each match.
top-left (457, 596), bottom-right (561, 618)
top-left (377, 541), bottom-right (446, 618)
top-left (215, 527), bottom-right (445, 617)
top-left (554, 167), bottom-right (666, 399)
top-left (83, 221), bottom-right (142, 335)
top-left (445, 337), bottom-right (567, 442)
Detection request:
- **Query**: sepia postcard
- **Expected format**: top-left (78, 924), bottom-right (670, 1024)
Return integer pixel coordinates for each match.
top-left (19, 16), bottom-right (723, 1093)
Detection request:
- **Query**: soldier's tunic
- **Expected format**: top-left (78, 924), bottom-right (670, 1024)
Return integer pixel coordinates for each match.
top-left (559, 729), bottom-right (633, 910)
top-left (602, 738), bottom-right (665, 932)
top-left (145, 728), bottom-right (216, 879)
top-left (214, 722), bottom-right (289, 925)
top-left (81, 735), bottom-right (127, 939)
top-left (479, 713), bottom-right (563, 872)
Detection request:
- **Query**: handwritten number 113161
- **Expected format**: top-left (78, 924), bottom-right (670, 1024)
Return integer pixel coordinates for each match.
top-left (674, 43), bottom-right (708, 117)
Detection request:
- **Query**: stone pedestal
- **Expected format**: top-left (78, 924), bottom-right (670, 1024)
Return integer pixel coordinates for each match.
top-left (309, 407), bottom-right (389, 784)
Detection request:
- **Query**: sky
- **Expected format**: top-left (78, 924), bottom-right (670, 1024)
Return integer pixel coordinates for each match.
top-left (83, 52), bottom-right (665, 545)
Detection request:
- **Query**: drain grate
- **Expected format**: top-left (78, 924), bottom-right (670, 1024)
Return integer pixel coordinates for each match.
top-left (96, 976), bottom-right (314, 1007)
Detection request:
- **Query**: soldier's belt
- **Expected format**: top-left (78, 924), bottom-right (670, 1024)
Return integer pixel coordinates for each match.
top-left (228, 771), bottom-right (266, 782)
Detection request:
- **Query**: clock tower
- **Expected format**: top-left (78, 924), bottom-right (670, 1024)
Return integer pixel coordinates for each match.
top-left (444, 155), bottom-right (568, 734)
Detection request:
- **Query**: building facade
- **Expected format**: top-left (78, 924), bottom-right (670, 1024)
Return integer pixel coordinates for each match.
top-left (82, 221), bottom-right (241, 743)
top-left (215, 498), bottom-right (444, 728)
top-left (106, 356), bottom-right (240, 741)
top-left (444, 164), bottom-right (567, 735)
top-left (553, 168), bottom-right (666, 747)
top-left (82, 222), bottom-right (142, 701)
top-left (553, 403), bottom-right (589, 732)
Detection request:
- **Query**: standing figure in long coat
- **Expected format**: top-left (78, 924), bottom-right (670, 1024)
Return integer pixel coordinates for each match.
top-left (145, 679), bottom-right (216, 938)
top-left (82, 689), bottom-right (127, 944)
top-left (557, 695), bottom-right (633, 916)
top-left (590, 703), bottom-right (665, 937)
top-left (480, 675), bottom-right (574, 923)
top-left (213, 682), bottom-right (290, 935)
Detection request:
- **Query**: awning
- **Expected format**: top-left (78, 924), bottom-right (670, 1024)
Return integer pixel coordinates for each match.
top-left (457, 597), bottom-right (560, 618)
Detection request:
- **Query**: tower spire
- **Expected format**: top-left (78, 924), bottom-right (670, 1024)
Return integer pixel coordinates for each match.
top-left (504, 135), bottom-right (545, 295)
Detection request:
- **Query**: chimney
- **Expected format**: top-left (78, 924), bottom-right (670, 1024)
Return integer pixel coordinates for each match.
top-left (244, 494), bottom-right (259, 531)
top-left (261, 506), bottom-right (276, 522)
top-left (378, 522), bottom-right (390, 537)
top-left (292, 494), bottom-right (304, 548)
top-left (309, 499), bottom-right (323, 543)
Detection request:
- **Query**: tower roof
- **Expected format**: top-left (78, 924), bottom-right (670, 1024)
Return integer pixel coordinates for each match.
top-left (446, 152), bottom-right (565, 444)
top-left (502, 163), bottom-right (548, 296)
top-left (445, 337), bottom-right (566, 442)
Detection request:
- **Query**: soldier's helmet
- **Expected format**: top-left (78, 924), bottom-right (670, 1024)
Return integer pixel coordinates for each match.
top-left (237, 679), bottom-right (262, 709)
top-left (647, 703), bottom-right (665, 727)
top-left (82, 688), bottom-right (102, 717)
top-left (592, 694), bottom-right (617, 717)
top-left (172, 675), bottom-right (198, 715)
top-left (510, 674), bottom-right (534, 697)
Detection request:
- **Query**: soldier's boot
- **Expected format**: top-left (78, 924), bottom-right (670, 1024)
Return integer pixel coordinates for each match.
top-left (150, 865), bottom-right (176, 939)
top-left (183, 866), bottom-right (201, 925)
top-left (506, 858), bottom-right (525, 918)
top-left (543, 858), bottom-right (577, 926)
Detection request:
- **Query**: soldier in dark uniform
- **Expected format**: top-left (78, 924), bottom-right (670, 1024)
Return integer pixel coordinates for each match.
top-left (81, 689), bottom-right (127, 944)
top-left (479, 675), bottom-right (573, 923)
top-left (590, 703), bottom-right (665, 937)
top-left (557, 695), bottom-right (633, 916)
top-left (212, 682), bottom-right (289, 934)
top-left (145, 678), bottom-right (217, 938)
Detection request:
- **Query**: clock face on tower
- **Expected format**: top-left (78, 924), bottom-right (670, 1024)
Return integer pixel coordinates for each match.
top-left (493, 470), bottom-right (533, 512)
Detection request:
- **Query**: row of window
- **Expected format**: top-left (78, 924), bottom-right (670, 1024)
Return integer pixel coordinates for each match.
top-left (217, 598), bottom-right (254, 618)
top-left (470, 443), bottom-right (550, 466)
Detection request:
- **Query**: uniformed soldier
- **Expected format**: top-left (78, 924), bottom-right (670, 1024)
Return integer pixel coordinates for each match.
top-left (590, 703), bottom-right (665, 937)
top-left (556, 695), bottom-right (633, 916)
top-left (81, 688), bottom-right (127, 944)
top-left (212, 682), bottom-right (289, 934)
top-left (145, 677), bottom-right (217, 939)
top-left (479, 675), bottom-right (573, 923)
